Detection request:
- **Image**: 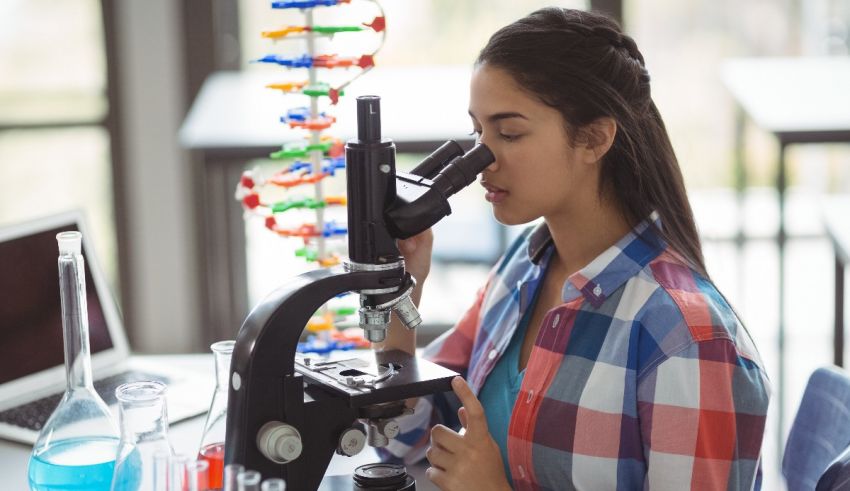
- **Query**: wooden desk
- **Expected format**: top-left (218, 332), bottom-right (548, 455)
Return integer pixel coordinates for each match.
top-left (721, 56), bottom-right (850, 457)
top-left (179, 66), bottom-right (476, 342)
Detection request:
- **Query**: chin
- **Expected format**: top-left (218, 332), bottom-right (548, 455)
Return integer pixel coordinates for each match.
top-left (491, 207), bottom-right (538, 227)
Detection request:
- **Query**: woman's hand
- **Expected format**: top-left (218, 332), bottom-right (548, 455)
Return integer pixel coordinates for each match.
top-left (425, 377), bottom-right (512, 491)
top-left (397, 229), bottom-right (433, 284)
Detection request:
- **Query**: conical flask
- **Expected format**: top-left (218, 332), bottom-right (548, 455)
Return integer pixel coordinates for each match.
top-left (198, 340), bottom-right (234, 490)
top-left (27, 231), bottom-right (120, 491)
top-left (110, 381), bottom-right (174, 491)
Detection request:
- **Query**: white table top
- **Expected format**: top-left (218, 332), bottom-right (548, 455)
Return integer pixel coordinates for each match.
top-left (721, 56), bottom-right (850, 136)
top-left (180, 65), bottom-right (476, 153)
top-left (5, 354), bottom-right (435, 490)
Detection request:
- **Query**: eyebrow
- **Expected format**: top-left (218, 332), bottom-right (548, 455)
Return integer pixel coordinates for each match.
top-left (468, 111), bottom-right (529, 123)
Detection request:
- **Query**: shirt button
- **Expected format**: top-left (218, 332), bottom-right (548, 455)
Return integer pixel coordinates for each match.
top-left (488, 349), bottom-right (498, 360)
top-left (517, 465), bottom-right (526, 479)
top-left (593, 285), bottom-right (603, 296)
top-left (551, 313), bottom-right (560, 328)
top-left (526, 389), bottom-right (534, 403)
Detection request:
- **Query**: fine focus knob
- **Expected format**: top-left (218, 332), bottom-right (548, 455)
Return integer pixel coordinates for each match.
top-left (337, 426), bottom-right (367, 456)
top-left (257, 421), bottom-right (303, 464)
top-left (378, 419), bottom-right (400, 439)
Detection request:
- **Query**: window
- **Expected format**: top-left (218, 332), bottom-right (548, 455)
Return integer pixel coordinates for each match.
top-left (0, 0), bottom-right (116, 285)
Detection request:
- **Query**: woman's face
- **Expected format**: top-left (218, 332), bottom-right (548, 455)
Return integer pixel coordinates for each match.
top-left (469, 64), bottom-right (599, 226)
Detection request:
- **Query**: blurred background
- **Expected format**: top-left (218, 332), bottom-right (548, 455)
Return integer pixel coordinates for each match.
top-left (1, 0), bottom-right (849, 488)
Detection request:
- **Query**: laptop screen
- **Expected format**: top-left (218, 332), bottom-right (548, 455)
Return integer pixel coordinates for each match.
top-left (0, 224), bottom-right (113, 385)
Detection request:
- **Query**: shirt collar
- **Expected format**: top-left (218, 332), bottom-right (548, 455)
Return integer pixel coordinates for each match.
top-left (527, 212), bottom-right (666, 308)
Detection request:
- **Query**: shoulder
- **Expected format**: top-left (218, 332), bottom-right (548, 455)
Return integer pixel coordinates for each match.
top-left (630, 249), bottom-right (765, 377)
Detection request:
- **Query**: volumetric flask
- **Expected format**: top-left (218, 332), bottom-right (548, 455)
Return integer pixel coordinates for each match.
top-left (198, 340), bottom-right (234, 489)
top-left (27, 231), bottom-right (120, 491)
top-left (111, 381), bottom-right (174, 491)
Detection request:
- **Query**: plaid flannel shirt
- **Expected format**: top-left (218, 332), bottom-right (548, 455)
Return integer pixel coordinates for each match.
top-left (383, 213), bottom-right (770, 490)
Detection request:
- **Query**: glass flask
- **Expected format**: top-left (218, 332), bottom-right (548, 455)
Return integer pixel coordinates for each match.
top-left (110, 381), bottom-right (174, 491)
top-left (238, 470), bottom-right (262, 491)
top-left (261, 478), bottom-right (286, 491)
top-left (222, 464), bottom-right (244, 491)
top-left (27, 231), bottom-right (120, 491)
top-left (198, 340), bottom-right (234, 490)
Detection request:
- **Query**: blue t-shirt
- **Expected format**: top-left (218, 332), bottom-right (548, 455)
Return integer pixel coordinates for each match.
top-left (477, 273), bottom-right (543, 484)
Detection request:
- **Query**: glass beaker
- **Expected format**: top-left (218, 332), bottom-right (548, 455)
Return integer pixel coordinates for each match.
top-left (27, 231), bottom-right (120, 491)
top-left (110, 381), bottom-right (174, 491)
top-left (198, 340), bottom-right (234, 489)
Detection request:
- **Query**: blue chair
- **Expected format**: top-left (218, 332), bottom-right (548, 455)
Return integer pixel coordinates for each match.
top-left (784, 366), bottom-right (850, 491)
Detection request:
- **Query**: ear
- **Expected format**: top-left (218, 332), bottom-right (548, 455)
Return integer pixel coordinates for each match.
top-left (578, 117), bottom-right (617, 164)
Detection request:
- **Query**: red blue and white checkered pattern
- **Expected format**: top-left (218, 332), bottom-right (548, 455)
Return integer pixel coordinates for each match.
top-left (383, 213), bottom-right (770, 490)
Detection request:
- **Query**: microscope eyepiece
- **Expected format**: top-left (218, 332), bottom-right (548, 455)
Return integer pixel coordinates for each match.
top-left (356, 95), bottom-right (382, 143)
top-left (410, 140), bottom-right (464, 179)
top-left (432, 143), bottom-right (495, 198)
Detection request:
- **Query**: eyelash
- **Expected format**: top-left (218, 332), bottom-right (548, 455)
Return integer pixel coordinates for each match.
top-left (468, 129), bottom-right (521, 142)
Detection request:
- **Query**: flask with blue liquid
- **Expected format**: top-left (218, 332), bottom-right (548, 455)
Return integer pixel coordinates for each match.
top-left (27, 231), bottom-right (121, 491)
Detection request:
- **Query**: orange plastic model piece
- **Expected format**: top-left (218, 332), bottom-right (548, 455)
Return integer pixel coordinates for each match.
top-left (269, 170), bottom-right (330, 188)
top-left (261, 26), bottom-right (309, 39)
top-left (266, 81), bottom-right (308, 92)
top-left (287, 115), bottom-right (337, 131)
top-left (306, 312), bottom-right (335, 333)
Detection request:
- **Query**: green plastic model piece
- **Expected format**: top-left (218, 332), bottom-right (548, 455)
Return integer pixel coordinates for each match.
top-left (295, 247), bottom-right (319, 262)
top-left (269, 141), bottom-right (335, 160)
top-left (302, 87), bottom-right (346, 98)
top-left (312, 26), bottom-right (364, 34)
top-left (312, 306), bottom-right (357, 317)
top-left (272, 198), bottom-right (326, 213)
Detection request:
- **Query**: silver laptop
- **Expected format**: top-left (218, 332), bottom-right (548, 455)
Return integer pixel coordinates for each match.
top-left (0, 211), bottom-right (212, 444)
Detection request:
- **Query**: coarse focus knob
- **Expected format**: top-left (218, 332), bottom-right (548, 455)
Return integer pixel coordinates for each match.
top-left (257, 421), bottom-right (303, 464)
top-left (337, 426), bottom-right (367, 456)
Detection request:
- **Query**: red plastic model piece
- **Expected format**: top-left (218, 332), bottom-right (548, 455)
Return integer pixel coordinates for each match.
top-left (242, 194), bottom-right (260, 209)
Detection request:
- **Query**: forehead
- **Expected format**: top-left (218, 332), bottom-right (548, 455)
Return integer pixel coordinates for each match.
top-left (468, 64), bottom-right (549, 120)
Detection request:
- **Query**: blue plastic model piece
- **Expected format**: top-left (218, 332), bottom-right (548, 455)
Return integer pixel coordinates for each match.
top-left (271, 0), bottom-right (339, 9)
top-left (287, 161), bottom-right (313, 173)
top-left (322, 157), bottom-right (346, 176)
top-left (255, 54), bottom-right (313, 68)
top-left (296, 336), bottom-right (355, 354)
top-left (322, 221), bottom-right (348, 237)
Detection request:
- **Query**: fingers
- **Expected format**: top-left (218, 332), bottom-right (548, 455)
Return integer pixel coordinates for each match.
top-left (458, 406), bottom-right (468, 429)
top-left (451, 377), bottom-right (488, 436)
top-left (425, 442), bottom-right (455, 471)
top-left (426, 466), bottom-right (449, 490)
top-left (430, 424), bottom-right (463, 453)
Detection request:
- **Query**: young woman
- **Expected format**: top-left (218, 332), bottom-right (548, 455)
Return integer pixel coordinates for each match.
top-left (376, 7), bottom-right (770, 491)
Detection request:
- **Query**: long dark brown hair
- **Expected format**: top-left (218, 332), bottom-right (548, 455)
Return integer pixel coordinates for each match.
top-left (477, 7), bottom-right (708, 277)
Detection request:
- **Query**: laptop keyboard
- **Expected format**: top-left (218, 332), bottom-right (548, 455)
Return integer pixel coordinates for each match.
top-left (0, 371), bottom-right (171, 432)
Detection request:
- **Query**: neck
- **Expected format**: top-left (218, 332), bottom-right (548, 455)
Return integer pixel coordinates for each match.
top-left (545, 197), bottom-right (632, 279)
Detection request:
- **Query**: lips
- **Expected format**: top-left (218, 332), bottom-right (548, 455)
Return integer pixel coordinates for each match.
top-left (481, 180), bottom-right (508, 204)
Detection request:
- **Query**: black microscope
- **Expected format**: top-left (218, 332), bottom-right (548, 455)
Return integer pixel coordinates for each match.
top-left (224, 95), bottom-right (495, 490)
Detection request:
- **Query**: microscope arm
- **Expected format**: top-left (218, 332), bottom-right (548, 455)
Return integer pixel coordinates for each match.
top-left (226, 265), bottom-right (403, 487)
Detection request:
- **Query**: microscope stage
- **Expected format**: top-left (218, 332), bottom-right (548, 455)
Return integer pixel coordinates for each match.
top-left (295, 349), bottom-right (457, 406)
